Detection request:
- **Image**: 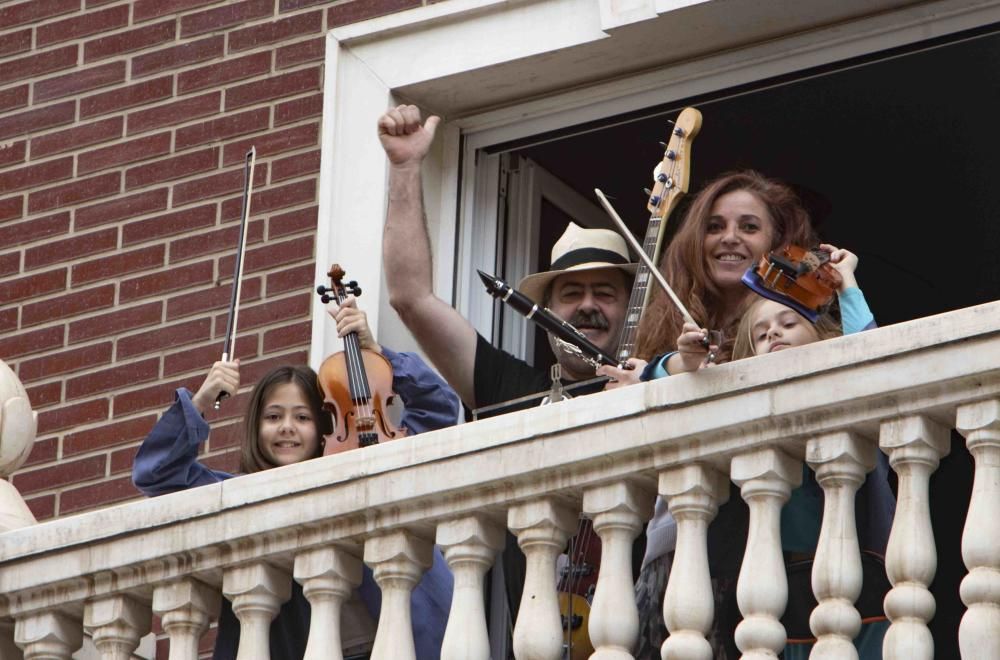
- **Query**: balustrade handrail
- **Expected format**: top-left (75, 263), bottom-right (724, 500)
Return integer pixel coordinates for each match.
top-left (1, 300), bottom-right (999, 658)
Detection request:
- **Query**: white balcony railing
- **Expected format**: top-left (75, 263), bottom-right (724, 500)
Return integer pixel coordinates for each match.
top-left (1, 301), bottom-right (999, 659)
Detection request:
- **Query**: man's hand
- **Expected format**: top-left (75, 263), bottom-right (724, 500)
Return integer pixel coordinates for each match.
top-left (378, 105), bottom-right (441, 166)
top-left (598, 358), bottom-right (647, 390)
top-left (327, 295), bottom-right (381, 353)
top-left (192, 360), bottom-right (240, 414)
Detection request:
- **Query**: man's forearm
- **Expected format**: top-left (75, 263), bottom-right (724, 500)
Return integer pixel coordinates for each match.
top-left (384, 163), bottom-right (434, 310)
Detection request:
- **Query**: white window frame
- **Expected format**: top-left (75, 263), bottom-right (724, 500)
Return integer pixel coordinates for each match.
top-left (310, 0), bottom-right (1000, 368)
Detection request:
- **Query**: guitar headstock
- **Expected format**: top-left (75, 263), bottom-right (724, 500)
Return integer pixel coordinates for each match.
top-left (646, 107), bottom-right (702, 218)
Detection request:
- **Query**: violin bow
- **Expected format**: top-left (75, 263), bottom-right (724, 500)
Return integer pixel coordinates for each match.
top-left (594, 188), bottom-right (698, 328)
top-left (215, 146), bottom-right (257, 409)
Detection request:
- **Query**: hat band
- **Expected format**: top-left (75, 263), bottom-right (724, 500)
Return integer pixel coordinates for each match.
top-left (550, 247), bottom-right (629, 271)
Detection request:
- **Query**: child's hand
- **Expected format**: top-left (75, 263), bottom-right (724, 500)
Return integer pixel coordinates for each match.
top-left (820, 243), bottom-right (859, 291)
top-left (192, 360), bottom-right (240, 414)
top-left (674, 322), bottom-right (713, 373)
top-left (327, 295), bottom-right (381, 353)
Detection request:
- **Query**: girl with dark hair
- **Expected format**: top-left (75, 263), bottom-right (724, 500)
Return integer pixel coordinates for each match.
top-left (133, 296), bottom-right (460, 660)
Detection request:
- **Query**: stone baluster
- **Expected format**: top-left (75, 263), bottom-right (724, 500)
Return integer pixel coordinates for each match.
top-left (83, 594), bottom-right (151, 660)
top-left (293, 545), bottom-right (363, 660)
top-left (660, 464), bottom-right (730, 660)
top-left (806, 431), bottom-right (877, 659)
top-left (366, 529), bottom-right (434, 660)
top-left (582, 480), bottom-right (652, 659)
top-left (1, 618), bottom-right (23, 659)
top-left (152, 578), bottom-right (220, 660)
top-left (436, 515), bottom-right (505, 660)
top-left (879, 415), bottom-right (950, 659)
top-left (955, 401), bottom-right (1000, 659)
top-left (508, 498), bottom-right (578, 660)
top-left (731, 448), bottom-right (802, 659)
top-left (14, 611), bottom-right (82, 660)
top-left (223, 562), bottom-right (292, 660)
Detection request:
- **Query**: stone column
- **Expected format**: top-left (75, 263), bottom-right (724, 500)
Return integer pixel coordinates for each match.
top-left (223, 563), bottom-right (292, 660)
top-left (731, 448), bottom-right (802, 659)
top-left (806, 431), bottom-right (876, 659)
top-left (955, 400), bottom-right (1000, 659)
top-left (15, 611), bottom-right (82, 660)
top-left (152, 578), bottom-right (221, 660)
top-left (879, 415), bottom-right (950, 660)
top-left (366, 530), bottom-right (434, 660)
top-left (294, 545), bottom-right (363, 660)
top-left (83, 594), bottom-right (151, 660)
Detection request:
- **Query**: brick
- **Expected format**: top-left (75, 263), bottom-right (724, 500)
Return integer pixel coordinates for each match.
top-left (125, 148), bottom-right (218, 190)
top-left (120, 260), bottom-right (213, 302)
top-left (0, 101), bottom-right (75, 141)
top-left (0, 0), bottom-right (79, 30)
top-left (75, 188), bottom-right (168, 230)
top-left (265, 262), bottom-right (313, 296)
top-left (113, 376), bottom-right (199, 415)
top-left (205, 420), bottom-right (242, 450)
top-left (0, 85), bottom-right (29, 113)
top-left (0, 29), bottom-right (32, 57)
top-left (223, 123), bottom-right (318, 166)
top-left (178, 52), bottom-right (271, 96)
top-left (85, 19), bottom-right (175, 62)
top-left (226, 292), bottom-right (310, 333)
top-left (202, 450), bottom-right (240, 475)
top-left (170, 218), bottom-right (263, 264)
top-left (0, 156), bottom-right (73, 194)
top-left (0, 252), bottom-right (20, 276)
top-left (166, 276), bottom-right (261, 320)
top-left (109, 444), bottom-right (138, 474)
top-left (0, 211), bottom-right (70, 251)
top-left (172, 162), bottom-right (266, 206)
top-left (0, 308), bottom-right (16, 332)
top-left (21, 435), bottom-right (57, 466)
top-left (0, 196), bottom-right (23, 222)
top-left (19, 341), bottom-right (112, 382)
top-left (25, 227), bottom-right (117, 270)
top-left (269, 206), bottom-right (316, 239)
top-left (263, 320), bottom-right (310, 351)
top-left (163, 333), bottom-right (256, 376)
top-left (229, 11), bottom-right (321, 52)
top-left (0, 326), bottom-right (64, 360)
top-left (0, 45), bottom-right (78, 86)
top-left (78, 132), bottom-right (171, 175)
top-left (68, 301), bottom-right (162, 343)
top-left (35, 61), bottom-right (127, 103)
top-left (117, 318), bottom-right (212, 359)
top-left (60, 475), bottom-right (141, 514)
top-left (123, 204), bottom-right (216, 246)
top-left (239, 350), bottom-right (307, 384)
top-left (0, 140), bottom-right (26, 167)
top-left (226, 67), bottom-right (320, 111)
top-left (222, 179), bottom-right (316, 222)
top-left (0, 268), bottom-right (66, 305)
top-left (132, 35), bottom-right (223, 79)
top-left (28, 171), bottom-right (120, 213)
top-left (81, 76), bottom-right (173, 119)
top-left (12, 454), bottom-right (106, 494)
top-left (25, 495), bottom-right (55, 521)
top-left (269, 148), bottom-right (320, 185)
top-left (175, 107), bottom-right (269, 150)
top-left (275, 93), bottom-right (322, 126)
top-left (37, 5), bottom-right (129, 47)
top-left (328, 0), bottom-right (420, 28)
top-left (133, 0), bottom-right (216, 22)
top-left (127, 92), bottom-right (221, 135)
top-left (277, 37), bottom-right (324, 70)
top-left (181, 0), bottom-right (272, 38)
top-left (66, 356), bottom-right (160, 399)
top-left (22, 283), bottom-right (114, 327)
top-left (31, 116), bottom-right (123, 159)
top-left (199, 388), bottom-right (248, 426)
top-left (36, 398), bottom-right (110, 435)
top-left (71, 244), bottom-right (164, 285)
top-left (65, 414), bottom-right (156, 455)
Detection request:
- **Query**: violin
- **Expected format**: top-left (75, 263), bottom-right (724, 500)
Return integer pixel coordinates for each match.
top-left (742, 245), bottom-right (843, 322)
top-left (315, 264), bottom-right (407, 454)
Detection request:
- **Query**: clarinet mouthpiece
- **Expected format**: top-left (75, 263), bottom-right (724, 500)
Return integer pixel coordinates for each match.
top-left (477, 270), bottom-right (502, 296)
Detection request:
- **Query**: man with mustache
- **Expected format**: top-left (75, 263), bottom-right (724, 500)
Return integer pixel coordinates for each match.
top-left (377, 104), bottom-right (635, 414)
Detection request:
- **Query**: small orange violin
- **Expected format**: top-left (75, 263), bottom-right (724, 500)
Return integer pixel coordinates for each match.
top-left (742, 245), bottom-right (843, 322)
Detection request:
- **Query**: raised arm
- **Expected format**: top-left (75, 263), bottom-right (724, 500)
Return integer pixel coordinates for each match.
top-left (378, 105), bottom-right (479, 407)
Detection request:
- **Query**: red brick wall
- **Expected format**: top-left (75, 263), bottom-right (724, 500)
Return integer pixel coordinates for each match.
top-left (0, 0), bottom-right (422, 523)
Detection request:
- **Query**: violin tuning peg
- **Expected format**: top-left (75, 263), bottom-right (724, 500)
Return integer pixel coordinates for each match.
top-left (320, 294), bottom-right (331, 304)
top-left (316, 285), bottom-right (327, 295)
top-left (348, 280), bottom-right (358, 288)
top-left (352, 286), bottom-right (362, 297)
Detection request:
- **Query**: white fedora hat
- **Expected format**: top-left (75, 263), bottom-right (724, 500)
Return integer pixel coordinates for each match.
top-left (517, 222), bottom-right (637, 302)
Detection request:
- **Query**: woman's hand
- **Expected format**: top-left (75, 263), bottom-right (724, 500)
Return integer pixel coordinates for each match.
top-left (192, 360), bottom-right (240, 414)
top-left (819, 243), bottom-right (859, 291)
top-left (598, 358), bottom-right (647, 389)
top-left (328, 295), bottom-right (381, 353)
top-left (671, 322), bottom-right (713, 373)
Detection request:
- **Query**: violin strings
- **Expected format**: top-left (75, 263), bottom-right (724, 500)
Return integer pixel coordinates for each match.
top-left (340, 287), bottom-right (374, 423)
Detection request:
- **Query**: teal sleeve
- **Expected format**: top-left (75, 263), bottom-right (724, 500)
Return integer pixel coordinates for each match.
top-left (838, 287), bottom-right (875, 335)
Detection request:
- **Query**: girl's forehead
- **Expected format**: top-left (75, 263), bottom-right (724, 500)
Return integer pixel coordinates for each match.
top-left (752, 299), bottom-right (798, 324)
top-left (263, 381), bottom-right (311, 406)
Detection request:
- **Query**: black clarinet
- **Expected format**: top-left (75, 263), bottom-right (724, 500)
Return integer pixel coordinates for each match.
top-left (477, 270), bottom-right (625, 369)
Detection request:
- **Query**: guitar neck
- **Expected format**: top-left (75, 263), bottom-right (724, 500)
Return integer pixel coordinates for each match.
top-left (615, 213), bottom-right (665, 363)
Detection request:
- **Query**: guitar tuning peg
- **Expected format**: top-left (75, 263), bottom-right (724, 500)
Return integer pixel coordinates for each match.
top-left (659, 141), bottom-right (668, 149)
top-left (666, 150), bottom-right (676, 160)
top-left (673, 126), bottom-right (685, 137)
top-left (643, 188), bottom-right (653, 196)
top-left (666, 119), bottom-right (675, 125)
top-left (657, 173), bottom-right (668, 183)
